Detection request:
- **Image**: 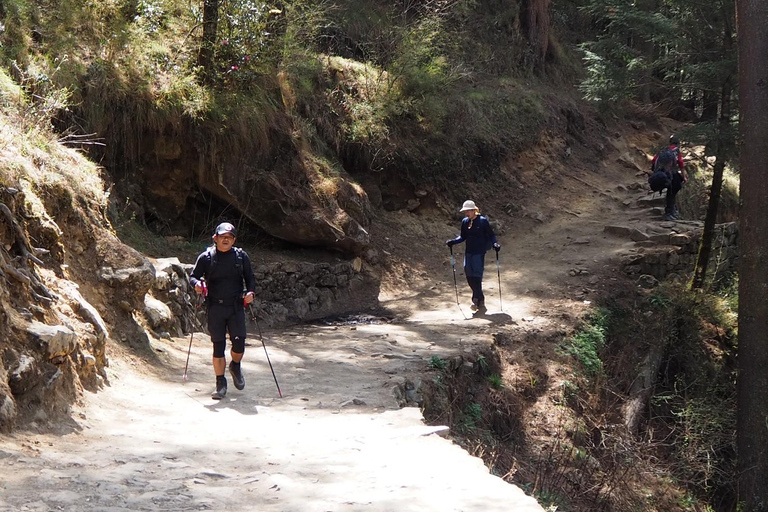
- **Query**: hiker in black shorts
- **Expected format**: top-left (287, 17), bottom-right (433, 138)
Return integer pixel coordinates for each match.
top-left (190, 222), bottom-right (256, 399)
top-left (446, 200), bottom-right (500, 313)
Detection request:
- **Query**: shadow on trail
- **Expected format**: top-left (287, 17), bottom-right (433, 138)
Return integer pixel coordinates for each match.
top-left (470, 311), bottom-right (515, 324)
top-left (203, 395), bottom-right (260, 415)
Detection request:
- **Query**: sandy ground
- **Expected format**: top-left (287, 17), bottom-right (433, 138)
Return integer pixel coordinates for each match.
top-left (0, 134), bottom-right (676, 511)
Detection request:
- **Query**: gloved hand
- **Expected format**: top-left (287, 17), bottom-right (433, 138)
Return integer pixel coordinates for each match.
top-left (493, 243), bottom-right (501, 252)
top-left (446, 239), bottom-right (457, 247)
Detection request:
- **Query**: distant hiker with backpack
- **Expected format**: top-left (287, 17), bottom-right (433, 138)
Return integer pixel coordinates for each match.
top-left (446, 200), bottom-right (500, 313)
top-left (650, 134), bottom-right (688, 221)
top-left (190, 222), bottom-right (256, 399)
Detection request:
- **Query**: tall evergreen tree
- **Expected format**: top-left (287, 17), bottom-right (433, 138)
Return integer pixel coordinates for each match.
top-left (691, 0), bottom-right (736, 289)
top-left (736, 0), bottom-right (768, 508)
top-left (580, 0), bottom-right (738, 289)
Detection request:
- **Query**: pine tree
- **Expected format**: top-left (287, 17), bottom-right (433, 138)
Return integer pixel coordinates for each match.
top-left (736, 0), bottom-right (768, 508)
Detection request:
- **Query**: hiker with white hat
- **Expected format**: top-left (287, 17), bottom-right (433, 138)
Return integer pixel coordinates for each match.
top-left (446, 200), bottom-right (500, 312)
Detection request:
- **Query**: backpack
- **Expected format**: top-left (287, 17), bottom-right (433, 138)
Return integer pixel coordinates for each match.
top-left (653, 147), bottom-right (679, 172)
top-left (648, 169), bottom-right (672, 192)
top-left (480, 215), bottom-right (495, 252)
top-left (206, 246), bottom-right (245, 280)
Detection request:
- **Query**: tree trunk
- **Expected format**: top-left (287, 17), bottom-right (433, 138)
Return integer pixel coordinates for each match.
top-left (198, 0), bottom-right (220, 81)
top-left (691, 80), bottom-right (731, 289)
top-left (520, 0), bottom-right (551, 73)
top-left (636, 0), bottom-right (657, 103)
top-left (736, 0), bottom-right (768, 509)
top-left (691, 2), bottom-right (734, 290)
top-left (700, 89), bottom-right (719, 122)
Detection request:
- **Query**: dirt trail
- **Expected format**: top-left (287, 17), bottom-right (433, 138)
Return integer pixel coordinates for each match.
top-left (0, 135), bottom-right (669, 511)
top-left (0, 313), bottom-right (545, 512)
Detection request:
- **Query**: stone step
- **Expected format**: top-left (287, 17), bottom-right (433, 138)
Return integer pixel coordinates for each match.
top-left (635, 194), bottom-right (666, 208)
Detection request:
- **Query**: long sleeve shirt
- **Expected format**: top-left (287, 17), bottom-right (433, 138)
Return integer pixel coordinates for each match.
top-left (190, 247), bottom-right (256, 301)
top-left (450, 215), bottom-right (497, 254)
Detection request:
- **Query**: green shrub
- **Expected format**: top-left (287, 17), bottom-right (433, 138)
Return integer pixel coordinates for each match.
top-left (428, 356), bottom-right (447, 370)
top-left (487, 374), bottom-right (503, 389)
top-left (561, 307), bottom-right (611, 377)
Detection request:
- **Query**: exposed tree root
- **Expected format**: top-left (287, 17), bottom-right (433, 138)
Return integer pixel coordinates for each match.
top-left (0, 202), bottom-right (55, 302)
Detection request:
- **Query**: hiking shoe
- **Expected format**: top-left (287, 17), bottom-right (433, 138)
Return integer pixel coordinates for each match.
top-left (663, 214), bottom-right (677, 222)
top-left (211, 376), bottom-right (227, 400)
top-left (470, 303), bottom-right (478, 312)
top-left (229, 361), bottom-right (245, 390)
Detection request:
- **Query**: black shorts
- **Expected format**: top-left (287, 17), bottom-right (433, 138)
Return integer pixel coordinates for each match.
top-left (207, 301), bottom-right (246, 343)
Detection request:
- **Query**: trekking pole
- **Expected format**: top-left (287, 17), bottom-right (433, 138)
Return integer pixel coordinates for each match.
top-left (448, 245), bottom-right (468, 319)
top-left (183, 329), bottom-right (194, 382)
top-left (183, 280), bottom-right (207, 382)
top-left (495, 247), bottom-right (503, 311)
top-left (449, 245), bottom-right (460, 306)
top-left (246, 302), bottom-right (282, 398)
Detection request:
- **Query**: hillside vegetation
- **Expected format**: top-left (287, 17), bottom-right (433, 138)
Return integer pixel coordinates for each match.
top-left (0, 1), bottom-right (748, 511)
top-left (0, 0), bottom-right (578, 255)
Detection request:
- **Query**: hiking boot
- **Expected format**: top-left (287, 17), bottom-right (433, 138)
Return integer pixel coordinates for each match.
top-left (229, 361), bottom-right (245, 390)
top-left (470, 303), bottom-right (478, 311)
top-left (663, 214), bottom-right (677, 222)
top-left (211, 376), bottom-right (227, 400)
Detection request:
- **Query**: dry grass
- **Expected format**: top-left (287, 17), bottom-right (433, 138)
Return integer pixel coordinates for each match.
top-left (0, 69), bottom-right (107, 213)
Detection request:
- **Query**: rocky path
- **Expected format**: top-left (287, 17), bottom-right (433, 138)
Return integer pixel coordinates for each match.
top-left (0, 143), bottom-right (711, 512)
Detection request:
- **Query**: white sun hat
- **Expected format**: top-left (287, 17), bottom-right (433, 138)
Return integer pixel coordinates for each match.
top-left (459, 200), bottom-right (478, 212)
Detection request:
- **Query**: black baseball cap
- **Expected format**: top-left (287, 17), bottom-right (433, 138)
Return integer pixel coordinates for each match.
top-left (214, 222), bottom-right (236, 236)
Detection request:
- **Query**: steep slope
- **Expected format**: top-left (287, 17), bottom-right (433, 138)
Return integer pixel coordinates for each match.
top-left (0, 69), bottom-right (172, 430)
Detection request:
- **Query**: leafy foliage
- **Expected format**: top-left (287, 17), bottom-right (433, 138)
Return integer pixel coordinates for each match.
top-left (560, 307), bottom-right (611, 377)
top-left (579, 0), bottom-right (737, 116)
top-left (428, 355), bottom-right (447, 370)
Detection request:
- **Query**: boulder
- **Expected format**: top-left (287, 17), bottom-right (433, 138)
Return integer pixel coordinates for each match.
top-left (637, 274), bottom-right (660, 289)
top-left (0, 392), bottom-right (16, 430)
top-left (293, 297), bottom-right (310, 319)
top-left (144, 294), bottom-right (173, 330)
top-left (670, 234), bottom-right (691, 245)
top-left (153, 257), bottom-right (184, 275)
top-left (604, 225), bottom-right (632, 238)
top-left (630, 229), bottom-right (650, 242)
top-left (26, 321), bottom-right (77, 359)
top-left (197, 163), bottom-right (373, 255)
top-left (9, 354), bottom-right (38, 395)
top-left (58, 281), bottom-right (109, 341)
top-left (99, 261), bottom-right (155, 306)
top-left (636, 195), bottom-right (666, 208)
